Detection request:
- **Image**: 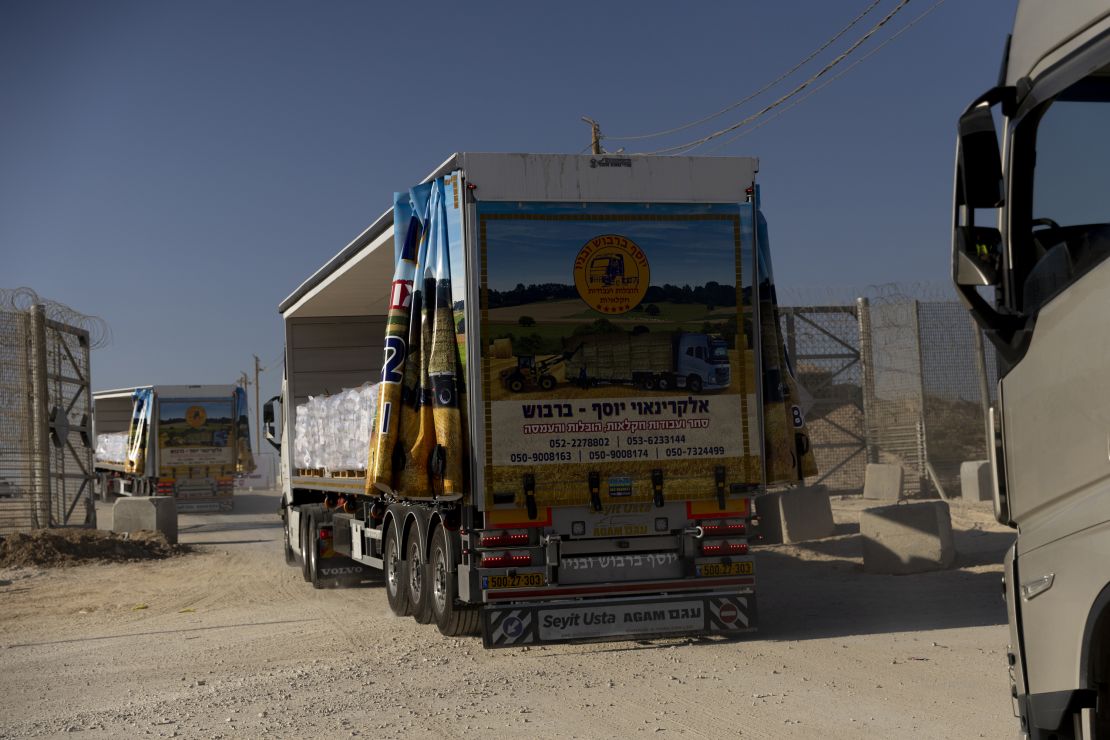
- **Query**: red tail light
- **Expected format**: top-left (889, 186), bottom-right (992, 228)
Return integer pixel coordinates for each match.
top-left (318, 527), bottom-right (332, 540)
top-left (479, 532), bottom-right (530, 547)
top-left (701, 541), bottom-right (748, 555)
top-left (700, 522), bottom-right (746, 536)
top-left (480, 552), bottom-right (532, 568)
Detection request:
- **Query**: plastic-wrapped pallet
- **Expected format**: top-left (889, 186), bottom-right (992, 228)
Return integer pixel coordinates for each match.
top-left (95, 431), bottom-right (129, 464)
top-left (293, 382), bottom-right (379, 473)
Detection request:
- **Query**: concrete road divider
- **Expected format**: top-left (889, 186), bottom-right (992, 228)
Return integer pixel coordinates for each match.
top-left (863, 463), bottom-right (904, 501)
top-left (960, 460), bottom-right (993, 502)
top-left (756, 485), bottom-right (835, 545)
top-left (112, 496), bottom-right (178, 544)
top-left (861, 500), bottom-right (955, 575)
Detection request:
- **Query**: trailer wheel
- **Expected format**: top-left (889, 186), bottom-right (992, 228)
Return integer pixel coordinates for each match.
top-left (383, 525), bottom-right (412, 616)
top-left (538, 374), bottom-right (556, 391)
top-left (643, 376), bottom-right (657, 390)
top-left (657, 375), bottom-right (672, 391)
top-left (686, 374), bottom-right (703, 393)
top-left (430, 525), bottom-right (480, 636)
top-left (407, 533), bottom-right (433, 624)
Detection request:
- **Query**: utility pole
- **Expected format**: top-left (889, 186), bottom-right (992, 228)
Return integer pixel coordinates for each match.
top-left (238, 370), bottom-right (251, 444)
top-left (581, 116), bottom-right (602, 155)
top-left (252, 354), bottom-right (263, 454)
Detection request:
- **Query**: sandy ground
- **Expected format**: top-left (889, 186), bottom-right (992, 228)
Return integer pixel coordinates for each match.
top-left (0, 490), bottom-right (1018, 739)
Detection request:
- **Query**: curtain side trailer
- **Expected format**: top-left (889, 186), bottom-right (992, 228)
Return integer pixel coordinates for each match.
top-left (270, 153), bottom-right (814, 647)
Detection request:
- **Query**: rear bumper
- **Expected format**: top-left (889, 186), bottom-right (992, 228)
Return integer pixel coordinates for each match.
top-left (482, 589), bottom-right (755, 648)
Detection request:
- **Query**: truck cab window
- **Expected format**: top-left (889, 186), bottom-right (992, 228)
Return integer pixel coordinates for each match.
top-left (1020, 69), bottom-right (1110, 312)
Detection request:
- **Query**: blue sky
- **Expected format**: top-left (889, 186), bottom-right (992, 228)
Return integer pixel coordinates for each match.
top-left (1, 0), bottom-right (1016, 428)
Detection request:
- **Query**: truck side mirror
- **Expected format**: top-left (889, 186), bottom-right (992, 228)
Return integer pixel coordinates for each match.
top-left (954, 225), bottom-right (1002, 287)
top-left (957, 103), bottom-right (1004, 209)
top-left (952, 87), bottom-right (1026, 363)
top-left (263, 395), bottom-right (281, 450)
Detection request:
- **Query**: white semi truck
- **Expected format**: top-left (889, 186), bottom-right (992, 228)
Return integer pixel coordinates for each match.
top-left (951, 2), bottom-right (1110, 736)
top-left (269, 153), bottom-right (815, 647)
top-left (94, 385), bottom-right (254, 512)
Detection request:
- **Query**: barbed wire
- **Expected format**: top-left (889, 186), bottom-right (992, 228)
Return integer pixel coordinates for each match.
top-left (0, 287), bottom-right (113, 349)
top-left (776, 280), bottom-right (956, 307)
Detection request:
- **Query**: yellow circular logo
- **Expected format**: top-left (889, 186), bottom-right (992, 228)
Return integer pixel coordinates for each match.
top-left (185, 405), bottom-right (207, 429)
top-left (573, 234), bottom-right (650, 315)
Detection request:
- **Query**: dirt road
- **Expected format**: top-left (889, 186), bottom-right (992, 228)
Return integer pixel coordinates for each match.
top-left (0, 491), bottom-right (1016, 739)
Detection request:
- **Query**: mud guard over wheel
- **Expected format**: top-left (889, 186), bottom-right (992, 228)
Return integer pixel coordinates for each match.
top-left (283, 510), bottom-right (296, 566)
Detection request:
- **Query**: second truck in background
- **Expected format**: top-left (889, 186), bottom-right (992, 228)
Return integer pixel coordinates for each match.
top-left (94, 384), bottom-right (254, 512)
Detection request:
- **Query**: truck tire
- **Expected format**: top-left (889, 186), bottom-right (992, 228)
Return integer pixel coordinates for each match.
top-left (430, 525), bottom-right (480, 636)
top-left (407, 531), bottom-right (434, 624)
top-left (687, 374), bottom-right (703, 393)
top-left (657, 375), bottom-right (672, 391)
top-left (383, 524), bottom-right (412, 616)
top-left (644, 376), bottom-right (657, 390)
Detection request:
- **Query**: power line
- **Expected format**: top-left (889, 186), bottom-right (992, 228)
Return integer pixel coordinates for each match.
top-left (703, 0), bottom-right (946, 153)
top-left (606, 0), bottom-right (884, 142)
top-left (639, 0), bottom-right (914, 156)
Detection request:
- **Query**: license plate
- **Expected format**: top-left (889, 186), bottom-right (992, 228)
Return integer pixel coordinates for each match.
top-left (696, 561), bottom-right (754, 577)
top-left (485, 573), bottom-right (545, 589)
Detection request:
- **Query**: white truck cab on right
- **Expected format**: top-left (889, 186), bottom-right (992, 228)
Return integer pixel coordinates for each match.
top-left (951, 2), bottom-right (1110, 738)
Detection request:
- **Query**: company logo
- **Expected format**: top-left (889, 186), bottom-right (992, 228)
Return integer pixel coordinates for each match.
top-left (589, 157), bottom-right (632, 169)
top-left (185, 406), bottom-right (207, 429)
top-left (573, 235), bottom-right (650, 315)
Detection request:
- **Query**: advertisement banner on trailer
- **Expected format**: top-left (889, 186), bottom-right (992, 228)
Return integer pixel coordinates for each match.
top-left (479, 201), bottom-right (762, 507)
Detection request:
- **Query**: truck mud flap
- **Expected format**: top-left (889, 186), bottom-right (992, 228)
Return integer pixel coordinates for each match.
top-left (482, 593), bottom-right (756, 648)
top-left (316, 557), bottom-right (378, 586)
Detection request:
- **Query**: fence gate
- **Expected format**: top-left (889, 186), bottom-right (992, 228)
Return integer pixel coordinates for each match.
top-left (0, 303), bottom-right (95, 533)
top-left (780, 306), bottom-right (866, 493)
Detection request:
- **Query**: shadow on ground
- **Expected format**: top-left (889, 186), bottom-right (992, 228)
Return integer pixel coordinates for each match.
top-left (754, 527), bottom-right (1014, 642)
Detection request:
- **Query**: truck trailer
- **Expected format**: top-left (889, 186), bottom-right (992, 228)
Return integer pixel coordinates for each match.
top-left (94, 385), bottom-right (254, 512)
top-left (270, 153), bottom-right (815, 647)
top-left (951, 2), bottom-right (1110, 736)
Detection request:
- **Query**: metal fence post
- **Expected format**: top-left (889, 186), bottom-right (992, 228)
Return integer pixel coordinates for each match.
top-left (856, 297), bottom-right (877, 465)
top-left (29, 303), bottom-right (51, 527)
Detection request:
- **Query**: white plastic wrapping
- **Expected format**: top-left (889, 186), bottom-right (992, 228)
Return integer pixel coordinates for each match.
top-left (95, 431), bottom-right (129, 464)
top-left (294, 382), bottom-right (379, 473)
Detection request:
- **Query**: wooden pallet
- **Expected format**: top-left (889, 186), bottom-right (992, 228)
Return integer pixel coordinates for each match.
top-left (331, 469), bottom-right (365, 479)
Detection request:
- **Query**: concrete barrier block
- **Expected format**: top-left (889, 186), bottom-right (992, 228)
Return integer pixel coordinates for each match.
top-left (112, 496), bottom-right (178, 544)
top-left (861, 501), bottom-right (955, 575)
top-left (960, 460), bottom-right (993, 502)
top-left (755, 486), bottom-right (835, 545)
top-left (863, 463), bottom-right (904, 500)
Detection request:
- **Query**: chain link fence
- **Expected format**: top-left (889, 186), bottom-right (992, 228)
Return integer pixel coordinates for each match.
top-left (781, 284), bottom-right (995, 498)
top-left (0, 288), bottom-right (105, 533)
